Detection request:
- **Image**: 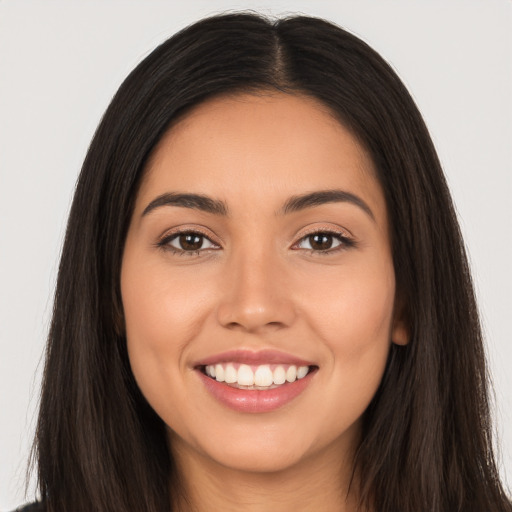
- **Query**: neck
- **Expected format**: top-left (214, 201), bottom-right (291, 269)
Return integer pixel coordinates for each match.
top-left (169, 435), bottom-right (362, 512)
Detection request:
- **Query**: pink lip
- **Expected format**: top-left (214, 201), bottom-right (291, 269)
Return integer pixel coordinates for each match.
top-left (197, 370), bottom-right (315, 413)
top-left (194, 349), bottom-right (317, 414)
top-left (194, 349), bottom-right (314, 367)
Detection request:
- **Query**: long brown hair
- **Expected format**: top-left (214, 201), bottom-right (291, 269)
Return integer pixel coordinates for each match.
top-left (32, 12), bottom-right (511, 512)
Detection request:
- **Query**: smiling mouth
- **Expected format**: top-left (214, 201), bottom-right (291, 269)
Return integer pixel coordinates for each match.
top-left (199, 363), bottom-right (317, 390)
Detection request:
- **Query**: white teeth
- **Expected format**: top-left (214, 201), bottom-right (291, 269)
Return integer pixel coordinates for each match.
top-left (205, 363), bottom-right (312, 387)
top-left (237, 364), bottom-right (254, 386)
top-left (254, 365), bottom-right (273, 387)
top-left (286, 365), bottom-right (297, 382)
top-left (297, 366), bottom-right (309, 379)
top-left (273, 366), bottom-right (286, 385)
top-left (215, 364), bottom-right (224, 382)
top-left (224, 364), bottom-right (237, 384)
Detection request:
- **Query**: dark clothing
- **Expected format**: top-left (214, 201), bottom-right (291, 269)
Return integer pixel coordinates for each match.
top-left (13, 502), bottom-right (45, 512)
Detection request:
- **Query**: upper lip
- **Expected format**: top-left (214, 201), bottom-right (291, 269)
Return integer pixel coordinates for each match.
top-left (194, 349), bottom-right (315, 368)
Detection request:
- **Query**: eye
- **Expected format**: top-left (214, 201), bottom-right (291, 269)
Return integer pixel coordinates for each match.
top-left (295, 231), bottom-right (354, 253)
top-left (159, 231), bottom-right (219, 254)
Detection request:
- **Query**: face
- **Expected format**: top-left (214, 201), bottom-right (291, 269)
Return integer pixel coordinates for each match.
top-left (121, 92), bottom-right (407, 475)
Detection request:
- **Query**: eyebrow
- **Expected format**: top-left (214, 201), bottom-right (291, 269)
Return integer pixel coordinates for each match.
top-left (141, 189), bottom-right (375, 221)
top-left (142, 192), bottom-right (229, 217)
top-left (280, 189), bottom-right (375, 221)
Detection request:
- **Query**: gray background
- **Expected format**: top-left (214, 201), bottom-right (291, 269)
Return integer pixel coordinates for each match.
top-left (1, 0), bottom-right (511, 508)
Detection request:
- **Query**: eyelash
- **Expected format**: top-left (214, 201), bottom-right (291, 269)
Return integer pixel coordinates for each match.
top-left (293, 229), bottom-right (356, 255)
top-left (156, 229), bottom-right (356, 257)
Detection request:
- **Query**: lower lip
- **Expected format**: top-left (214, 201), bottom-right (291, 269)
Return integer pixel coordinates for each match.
top-left (197, 370), bottom-right (315, 413)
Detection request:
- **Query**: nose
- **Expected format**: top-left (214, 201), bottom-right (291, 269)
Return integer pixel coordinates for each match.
top-left (216, 247), bottom-right (296, 333)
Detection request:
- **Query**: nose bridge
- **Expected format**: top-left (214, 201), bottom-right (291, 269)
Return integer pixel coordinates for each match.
top-left (216, 240), bottom-right (295, 332)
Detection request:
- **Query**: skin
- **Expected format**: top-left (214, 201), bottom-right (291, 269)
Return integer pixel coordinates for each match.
top-left (121, 92), bottom-right (408, 512)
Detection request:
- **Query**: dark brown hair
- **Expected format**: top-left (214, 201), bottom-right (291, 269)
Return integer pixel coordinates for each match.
top-left (31, 12), bottom-right (511, 512)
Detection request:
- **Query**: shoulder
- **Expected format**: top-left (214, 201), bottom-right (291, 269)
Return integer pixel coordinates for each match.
top-left (12, 502), bottom-right (46, 512)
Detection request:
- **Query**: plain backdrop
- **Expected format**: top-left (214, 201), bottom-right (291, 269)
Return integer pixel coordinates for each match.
top-left (1, 0), bottom-right (511, 509)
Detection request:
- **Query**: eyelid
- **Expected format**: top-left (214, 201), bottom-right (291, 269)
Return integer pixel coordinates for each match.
top-left (159, 224), bottom-right (220, 240)
top-left (156, 225), bottom-right (222, 250)
top-left (291, 224), bottom-right (357, 252)
top-left (293, 224), bottom-right (354, 243)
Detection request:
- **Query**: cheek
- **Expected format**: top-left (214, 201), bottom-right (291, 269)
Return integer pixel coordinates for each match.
top-left (122, 258), bottom-right (213, 349)
top-left (304, 260), bottom-right (395, 347)
top-left (300, 260), bottom-right (395, 407)
top-left (120, 254), bottom-right (214, 413)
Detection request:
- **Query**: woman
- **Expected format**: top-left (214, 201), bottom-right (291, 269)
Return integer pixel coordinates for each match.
top-left (16, 12), bottom-right (511, 512)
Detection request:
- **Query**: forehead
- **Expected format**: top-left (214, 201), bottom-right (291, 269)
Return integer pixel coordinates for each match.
top-left (137, 92), bottom-right (386, 222)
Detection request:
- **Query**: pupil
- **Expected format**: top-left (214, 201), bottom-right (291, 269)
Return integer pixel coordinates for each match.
top-left (180, 234), bottom-right (203, 251)
top-left (310, 234), bottom-right (332, 250)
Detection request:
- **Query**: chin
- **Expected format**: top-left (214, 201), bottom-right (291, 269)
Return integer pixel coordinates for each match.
top-left (168, 420), bottom-right (319, 474)
top-left (207, 440), bottom-right (311, 474)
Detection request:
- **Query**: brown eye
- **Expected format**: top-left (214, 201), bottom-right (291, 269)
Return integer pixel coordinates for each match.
top-left (179, 233), bottom-right (203, 251)
top-left (296, 231), bottom-right (350, 252)
top-left (166, 232), bottom-right (216, 252)
top-left (308, 234), bottom-right (334, 250)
